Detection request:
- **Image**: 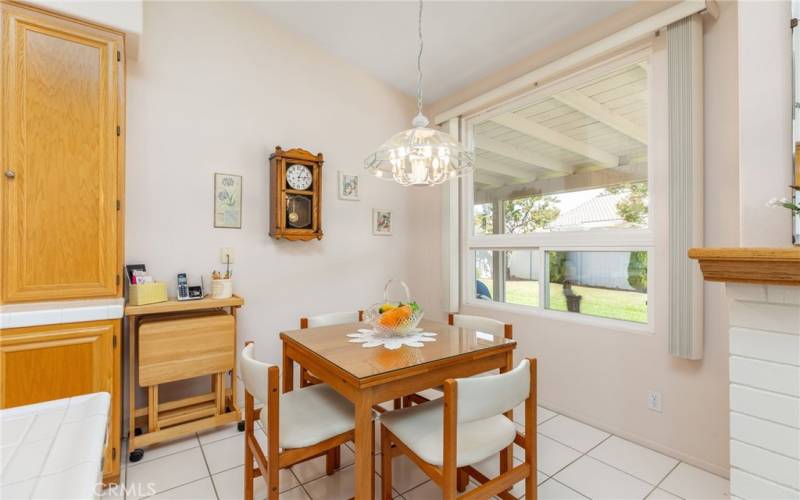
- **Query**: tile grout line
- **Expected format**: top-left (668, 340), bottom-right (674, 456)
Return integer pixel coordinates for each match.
top-left (539, 423), bottom-right (694, 493)
top-left (550, 431), bottom-right (687, 499)
top-left (646, 460), bottom-right (685, 499)
top-left (545, 433), bottom-right (613, 497)
top-left (291, 464), bottom-right (316, 500)
top-left (197, 433), bottom-right (221, 500)
top-left (295, 478), bottom-right (314, 499)
top-left (126, 441), bottom-right (202, 469)
top-left (542, 477), bottom-right (592, 500)
top-left (581, 442), bottom-right (679, 489)
top-left (139, 476), bottom-right (214, 499)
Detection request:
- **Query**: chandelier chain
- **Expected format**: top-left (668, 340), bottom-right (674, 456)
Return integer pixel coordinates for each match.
top-left (416, 0), bottom-right (423, 117)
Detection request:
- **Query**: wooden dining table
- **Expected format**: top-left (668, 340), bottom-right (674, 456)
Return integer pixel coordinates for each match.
top-left (280, 318), bottom-right (517, 500)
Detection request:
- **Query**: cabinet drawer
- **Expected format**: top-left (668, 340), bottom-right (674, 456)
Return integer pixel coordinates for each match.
top-left (139, 313), bottom-right (234, 386)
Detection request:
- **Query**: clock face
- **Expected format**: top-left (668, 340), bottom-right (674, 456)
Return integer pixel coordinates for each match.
top-left (286, 164), bottom-right (312, 190)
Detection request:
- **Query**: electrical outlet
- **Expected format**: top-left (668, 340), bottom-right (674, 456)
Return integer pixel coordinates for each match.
top-left (647, 390), bottom-right (662, 413)
top-left (220, 247), bottom-right (235, 264)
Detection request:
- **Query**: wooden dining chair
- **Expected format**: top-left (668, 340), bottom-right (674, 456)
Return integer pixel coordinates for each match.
top-left (449, 313), bottom-right (512, 340)
top-left (380, 358), bottom-right (537, 500)
top-left (298, 311), bottom-right (364, 387)
top-left (241, 342), bottom-right (359, 500)
top-left (300, 310), bottom-right (402, 414)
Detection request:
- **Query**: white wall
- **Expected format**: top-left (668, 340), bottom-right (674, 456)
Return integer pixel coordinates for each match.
top-left (125, 2), bottom-right (415, 407)
top-left (411, 1), bottom-right (743, 475)
top-left (738, 0), bottom-right (794, 247)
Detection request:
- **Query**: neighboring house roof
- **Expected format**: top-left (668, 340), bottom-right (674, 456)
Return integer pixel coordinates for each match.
top-left (549, 193), bottom-right (646, 230)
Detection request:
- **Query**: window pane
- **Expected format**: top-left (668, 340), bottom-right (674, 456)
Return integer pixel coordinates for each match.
top-left (474, 249), bottom-right (540, 307)
top-left (546, 250), bottom-right (648, 323)
top-left (471, 60), bottom-right (648, 235)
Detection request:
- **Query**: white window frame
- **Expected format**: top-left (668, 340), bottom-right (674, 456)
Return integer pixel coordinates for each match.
top-left (458, 46), bottom-right (658, 333)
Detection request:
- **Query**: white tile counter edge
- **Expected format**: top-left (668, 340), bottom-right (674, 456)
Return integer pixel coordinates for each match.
top-left (0, 298), bottom-right (125, 329)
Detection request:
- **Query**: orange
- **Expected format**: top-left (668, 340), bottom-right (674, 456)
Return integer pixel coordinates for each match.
top-left (378, 305), bottom-right (412, 328)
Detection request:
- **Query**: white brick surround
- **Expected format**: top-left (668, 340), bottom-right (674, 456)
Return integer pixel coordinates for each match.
top-left (725, 284), bottom-right (800, 499)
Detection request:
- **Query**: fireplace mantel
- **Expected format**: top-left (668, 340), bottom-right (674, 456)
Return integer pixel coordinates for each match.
top-left (689, 247), bottom-right (800, 498)
top-left (688, 247), bottom-right (800, 285)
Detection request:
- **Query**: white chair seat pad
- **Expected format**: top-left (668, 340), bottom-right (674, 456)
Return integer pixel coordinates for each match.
top-left (263, 384), bottom-right (355, 449)
top-left (381, 399), bottom-right (516, 467)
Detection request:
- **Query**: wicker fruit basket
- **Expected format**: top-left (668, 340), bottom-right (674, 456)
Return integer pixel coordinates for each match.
top-left (365, 280), bottom-right (424, 336)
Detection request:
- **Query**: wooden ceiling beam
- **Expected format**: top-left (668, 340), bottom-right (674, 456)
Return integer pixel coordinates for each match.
top-left (476, 159), bottom-right (536, 181)
top-left (475, 135), bottom-right (574, 174)
top-left (490, 112), bottom-right (620, 167)
top-left (554, 89), bottom-right (647, 144)
top-left (474, 170), bottom-right (510, 188)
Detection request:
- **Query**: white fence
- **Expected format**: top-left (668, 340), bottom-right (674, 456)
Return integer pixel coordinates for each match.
top-left (503, 250), bottom-right (639, 291)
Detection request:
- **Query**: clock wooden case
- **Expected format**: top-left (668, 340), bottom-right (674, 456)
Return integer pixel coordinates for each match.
top-left (269, 146), bottom-right (323, 241)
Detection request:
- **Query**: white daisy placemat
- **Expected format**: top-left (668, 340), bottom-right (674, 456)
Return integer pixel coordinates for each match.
top-left (346, 328), bottom-right (437, 350)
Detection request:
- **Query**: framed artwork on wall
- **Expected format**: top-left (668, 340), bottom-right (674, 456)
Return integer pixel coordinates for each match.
top-left (338, 171), bottom-right (359, 200)
top-left (373, 209), bottom-right (392, 235)
top-left (214, 173), bottom-right (242, 229)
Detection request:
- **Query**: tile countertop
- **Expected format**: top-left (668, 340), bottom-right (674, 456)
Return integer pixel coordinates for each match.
top-left (0, 298), bottom-right (125, 329)
top-left (0, 392), bottom-right (111, 500)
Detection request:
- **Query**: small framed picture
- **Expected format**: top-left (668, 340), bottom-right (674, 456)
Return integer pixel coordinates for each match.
top-left (338, 171), bottom-right (359, 201)
top-left (373, 209), bottom-right (392, 235)
top-left (214, 173), bottom-right (242, 229)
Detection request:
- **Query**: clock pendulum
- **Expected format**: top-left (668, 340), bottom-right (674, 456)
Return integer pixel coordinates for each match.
top-left (288, 197), bottom-right (299, 224)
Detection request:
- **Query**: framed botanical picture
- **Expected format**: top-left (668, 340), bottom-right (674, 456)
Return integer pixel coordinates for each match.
top-left (214, 173), bottom-right (242, 228)
top-left (373, 209), bottom-right (392, 235)
top-left (338, 171), bottom-right (359, 200)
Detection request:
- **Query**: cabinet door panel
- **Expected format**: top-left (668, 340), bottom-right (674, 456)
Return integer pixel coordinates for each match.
top-left (0, 319), bottom-right (119, 480)
top-left (1, 4), bottom-right (123, 302)
top-left (0, 321), bottom-right (114, 407)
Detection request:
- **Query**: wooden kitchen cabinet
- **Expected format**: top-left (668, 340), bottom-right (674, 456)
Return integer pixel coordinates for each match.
top-left (0, 319), bottom-right (122, 482)
top-left (0, 1), bottom-right (126, 303)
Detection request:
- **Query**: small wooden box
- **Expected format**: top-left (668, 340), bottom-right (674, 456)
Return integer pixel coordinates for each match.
top-left (128, 282), bottom-right (168, 306)
top-left (138, 312), bottom-right (235, 386)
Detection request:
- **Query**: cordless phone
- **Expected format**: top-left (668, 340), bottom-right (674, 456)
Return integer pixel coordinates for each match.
top-left (176, 273), bottom-right (204, 301)
top-left (176, 273), bottom-right (190, 300)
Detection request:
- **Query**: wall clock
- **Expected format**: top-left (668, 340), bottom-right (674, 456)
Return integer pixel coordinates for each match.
top-left (269, 146), bottom-right (323, 240)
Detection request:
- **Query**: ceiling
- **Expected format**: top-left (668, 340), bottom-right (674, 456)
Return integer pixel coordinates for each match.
top-left (473, 60), bottom-right (649, 199)
top-left (253, 1), bottom-right (635, 104)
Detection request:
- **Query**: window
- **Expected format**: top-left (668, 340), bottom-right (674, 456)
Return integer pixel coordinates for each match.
top-left (463, 53), bottom-right (654, 327)
top-left (546, 251), bottom-right (648, 324)
top-left (475, 249), bottom-right (541, 307)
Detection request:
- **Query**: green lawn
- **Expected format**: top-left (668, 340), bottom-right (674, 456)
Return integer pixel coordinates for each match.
top-left (478, 279), bottom-right (647, 323)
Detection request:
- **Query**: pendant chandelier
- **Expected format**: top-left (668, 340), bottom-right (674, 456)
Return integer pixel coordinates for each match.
top-left (364, 0), bottom-right (474, 187)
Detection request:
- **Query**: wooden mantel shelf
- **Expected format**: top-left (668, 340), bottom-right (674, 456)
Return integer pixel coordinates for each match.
top-left (688, 247), bottom-right (800, 285)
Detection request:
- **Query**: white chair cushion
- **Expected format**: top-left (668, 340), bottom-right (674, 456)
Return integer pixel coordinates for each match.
top-left (380, 399), bottom-right (516, 467)
top-left (262, 383), bottom-right (355, 449)
top-left (457, 359), bottom-right (529, 423)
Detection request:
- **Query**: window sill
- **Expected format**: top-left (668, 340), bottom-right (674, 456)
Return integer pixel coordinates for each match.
top-left (462, 299), bottom-right (655, 335)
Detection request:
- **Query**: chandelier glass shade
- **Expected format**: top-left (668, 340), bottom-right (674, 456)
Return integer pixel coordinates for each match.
top-left (364, 0), bottom-right (474, 186)
top-left (364, 117), bottom-right (474, 187)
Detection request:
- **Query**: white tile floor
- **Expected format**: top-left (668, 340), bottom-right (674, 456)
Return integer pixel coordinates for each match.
top-left (104, 403), bottom-right (730, 500)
